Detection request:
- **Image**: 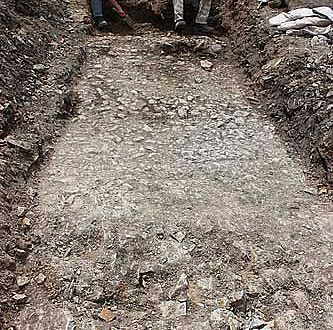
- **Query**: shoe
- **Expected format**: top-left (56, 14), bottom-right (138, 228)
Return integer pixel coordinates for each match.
top-left (193, 23), bottom-right (216, 35)
top-left (95, 17), bottom-right (108, 29)
top-left (175, 19), bottom-right (186, 32)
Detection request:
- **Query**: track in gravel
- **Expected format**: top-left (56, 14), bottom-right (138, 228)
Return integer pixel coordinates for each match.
top-left (14, 28), bottom-right (333, 330)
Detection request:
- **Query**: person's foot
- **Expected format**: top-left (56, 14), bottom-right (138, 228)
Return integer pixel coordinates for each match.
top-left (193, 23), bottom-right (217, 35)
top-left (175, 19), bottom-right (186, 32)
top-left (95, 17), bottom-right (108, 29)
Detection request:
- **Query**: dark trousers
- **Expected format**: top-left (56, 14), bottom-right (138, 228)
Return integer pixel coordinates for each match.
top-left (91, 0), bottom-right (103, 18)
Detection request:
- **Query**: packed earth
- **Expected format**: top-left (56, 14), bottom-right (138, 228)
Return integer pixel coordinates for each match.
top-left (0, 0), bottom-right (332, 329)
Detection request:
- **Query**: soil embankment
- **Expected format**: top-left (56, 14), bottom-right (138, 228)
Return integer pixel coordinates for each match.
top-left (0, 0), bottom-right (86, 326)
top-left (221, 0), bottom-right (333, 186)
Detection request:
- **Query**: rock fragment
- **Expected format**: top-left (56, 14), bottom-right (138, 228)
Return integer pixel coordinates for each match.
top-left (159, 301), bottom-right (176, 318)
top-left (33, 64), bottom-right (48, 72)
top-left (112, 135), bottom-right (122, 143)
top-left (133, 136), bottom-right (145, 142)
top-left (15, 248), bottom-right (28, 258)
top-left (175, 301), bottom-right (187, 316)
top-left (244, 317), bottom-right (269, 330)
top-left (159, 300), bottom-right (187, 318)
top-left (291, 290), bottom-right (310, 311)
top-left (142, 124), bottom-right (153, 133)
top-left (200, 60), bottom-right (213, 71)
top-left (21, 217), bottom-right (32, 229)
top-left (177, 107), bottom-right (188, 118)
top-left (89, 285), bottom-right (105, 302)
top-left (5, 136), bottom-right (32, 152)
top-left (327, 90), bottom-right (333, 98)
top-left (171, 231), bottom-right (186, 243)
top-left (16, 206), bottom-right (27, 217)
top-left (210, 309), bottom-right (240, 330)
top-left (12, 293), bottom-right (28, 303)
top-left (16, 275), bottom-right (30, 287)
top-left (36, 273), bottom-right (47, 284)
top-left (169, 273), bottom-right (188, 301)
top-left (99, 307), bottom-right (116, 322)
top-left (138, 262), bottom-right (156, 287)
top-left (208, 43), bottom-right (223, 54)
top-left (196, 277), bottom-right (213, 291)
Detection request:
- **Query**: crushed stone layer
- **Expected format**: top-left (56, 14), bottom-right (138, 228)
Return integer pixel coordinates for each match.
top-left (15, 30), bottom-right (333, 330)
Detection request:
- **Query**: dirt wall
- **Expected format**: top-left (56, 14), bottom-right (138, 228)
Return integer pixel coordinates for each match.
top-left (0, 0), bottom-right (68, 136)
top-left (0, 0), bottom-right (85, 327)
top-left (221, 0), bottom-right (333, 187)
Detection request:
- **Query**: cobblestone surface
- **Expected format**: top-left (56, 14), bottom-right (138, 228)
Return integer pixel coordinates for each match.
top-left (15, 30), bottom-right (333, 330)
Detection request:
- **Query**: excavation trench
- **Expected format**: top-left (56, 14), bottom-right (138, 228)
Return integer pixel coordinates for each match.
top-left (1, 1), bottom-right (332, 329)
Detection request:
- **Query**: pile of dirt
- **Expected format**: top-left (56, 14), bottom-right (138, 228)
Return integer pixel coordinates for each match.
top-left (0, 0), bottom-right (85, 326)
top-left (221, 0), bottom-right (333, 187)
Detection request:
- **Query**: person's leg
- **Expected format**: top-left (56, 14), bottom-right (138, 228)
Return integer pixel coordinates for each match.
top-left (173, 0), bottom-right (184, 23)
top-left (91, 0), bottom-right (108, 27)
top-left (173, 0), bottom-right (186, 31)
top-left (194, 0), bottom-right (216, 34)
top-left (195, 0), bottom-right (211, 25)
top-left (91, 0), bottom-right (104, 19)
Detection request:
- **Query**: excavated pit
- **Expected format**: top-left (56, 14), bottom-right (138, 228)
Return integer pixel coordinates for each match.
top-left (0, 0), bottom-right (332, 329)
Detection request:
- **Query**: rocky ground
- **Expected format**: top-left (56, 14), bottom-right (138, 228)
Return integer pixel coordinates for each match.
top-left (0, 0), bottom-right (332, 329)
top-left (9, 30), bottom-right (333, 330)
